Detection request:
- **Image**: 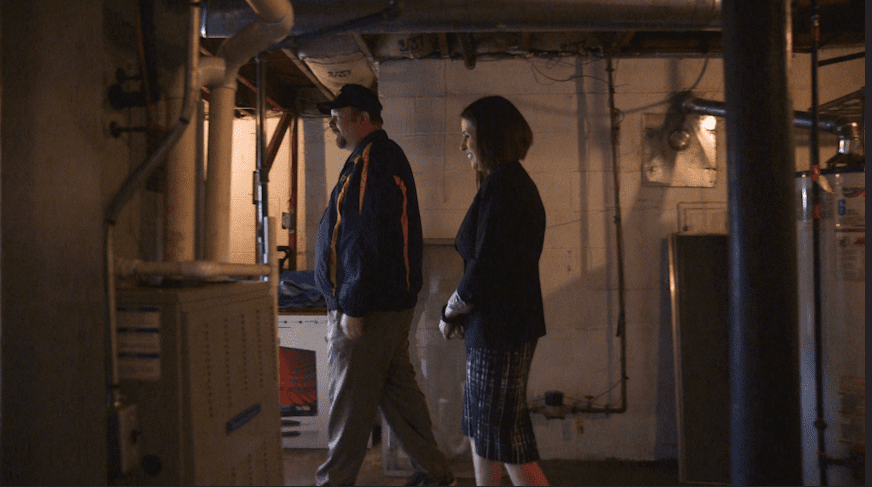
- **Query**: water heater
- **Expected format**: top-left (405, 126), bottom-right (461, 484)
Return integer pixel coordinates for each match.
top-left (796, 167), bottom-right (865, 486)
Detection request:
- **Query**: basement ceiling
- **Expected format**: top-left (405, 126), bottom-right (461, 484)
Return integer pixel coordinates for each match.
top-left (192, 0), bottom-right (864, 117)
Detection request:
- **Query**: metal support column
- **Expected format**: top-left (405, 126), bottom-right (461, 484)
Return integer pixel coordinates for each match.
top-left (255, 52), bottom-right (269, 268)
top-left (721, 0), bottom-right (802, 484)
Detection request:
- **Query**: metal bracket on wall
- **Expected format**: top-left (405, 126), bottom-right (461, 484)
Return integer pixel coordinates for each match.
top-left (642, 112), bottom-right (718, 188)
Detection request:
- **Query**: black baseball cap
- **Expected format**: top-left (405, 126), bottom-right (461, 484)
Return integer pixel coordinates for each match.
top-left (317, 84), bottom-right (383, 117)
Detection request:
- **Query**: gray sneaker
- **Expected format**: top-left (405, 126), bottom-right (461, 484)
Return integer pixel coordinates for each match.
top-left (403, 471), bottom-right (457, 486)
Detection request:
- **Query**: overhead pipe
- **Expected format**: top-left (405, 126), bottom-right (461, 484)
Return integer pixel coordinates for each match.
top-left (681, 96), bottom-right (865, 159)
top-left (275, 0), bottom-right (405, 47)
top-left (202, 0), bottom-right (721, 37)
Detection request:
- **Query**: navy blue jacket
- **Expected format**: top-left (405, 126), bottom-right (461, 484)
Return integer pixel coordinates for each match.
top-left (455, 160), bottom-right (547, 349)
top-left (314, 130), bottom-right (423, 316)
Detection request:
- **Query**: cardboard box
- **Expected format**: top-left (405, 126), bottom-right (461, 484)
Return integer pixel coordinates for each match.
top-left (278, 313), bottom-right (330, 448)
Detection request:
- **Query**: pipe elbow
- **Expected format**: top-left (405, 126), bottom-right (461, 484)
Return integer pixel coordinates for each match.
top-left (218, 1), bottom-right (294, 70)
top-left (199, 56), bottom-right (228, 90)
top-left (245, 0), bottom-right (294, 28)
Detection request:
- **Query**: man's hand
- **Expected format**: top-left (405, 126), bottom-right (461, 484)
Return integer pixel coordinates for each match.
top-left (340, 314), bottom-right (364, 340)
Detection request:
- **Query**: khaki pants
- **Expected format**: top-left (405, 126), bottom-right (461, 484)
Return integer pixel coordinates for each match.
top-left (316, 308), bottom-right (452, 486)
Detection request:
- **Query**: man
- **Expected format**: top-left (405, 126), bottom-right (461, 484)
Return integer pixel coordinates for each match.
top-left (313, 84), bottom-right (455, 487)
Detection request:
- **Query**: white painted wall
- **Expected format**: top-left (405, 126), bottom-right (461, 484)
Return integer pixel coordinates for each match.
top-left (227, 116), bottom-right (351, 269)
top-left (376, 49), bottom-right (862, 461)
top-left (235, 48), bottom-right (863, 462)
top-left (227, 117), bottom-right (293, 264)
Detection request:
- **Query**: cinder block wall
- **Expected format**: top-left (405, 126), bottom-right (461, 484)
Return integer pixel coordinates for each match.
top-left (227, 49), bottom-right (863, 461)
top-left (373, 51), bottom-right (862, 461)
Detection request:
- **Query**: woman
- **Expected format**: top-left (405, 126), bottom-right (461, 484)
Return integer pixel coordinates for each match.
top-left (440, 96), bottom-right (549, 486)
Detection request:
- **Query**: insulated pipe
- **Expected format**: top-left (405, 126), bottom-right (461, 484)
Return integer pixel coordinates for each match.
top-left (203, 0), bottom-right (294, 262)
top-left (203, 86), bottom-right (237, 262)
top-left (164, 69), bottom-right (198, 262)
top-left (721, 0), bottom-right (801, 484)
top-left (165, 57), bottom-right (227, 262)
top-left (165, 66), bottom-right (198, 262)
top-left (202, 0), bottom-right (721, 37)
top-left (114, 259), bottom-right (270, 279)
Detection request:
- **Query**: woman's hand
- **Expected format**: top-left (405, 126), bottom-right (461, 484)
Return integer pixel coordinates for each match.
top-left (439, 305), bottom-right (465, 339)
top-left (440, 290), bottom-right (472, 340)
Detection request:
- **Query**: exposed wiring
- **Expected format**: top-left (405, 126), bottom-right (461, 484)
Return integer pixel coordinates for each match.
top-left (684, 53), bottom-right (710, 93)
top-left (528, 56), bottom-right (610, 86)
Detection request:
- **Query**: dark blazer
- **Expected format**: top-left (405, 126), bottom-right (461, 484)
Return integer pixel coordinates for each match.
top-left (455, 160), bottom-right (546, 349)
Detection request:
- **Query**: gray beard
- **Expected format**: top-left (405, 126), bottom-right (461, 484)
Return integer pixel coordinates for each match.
top-left (335, 133), bottom-right (348, 149)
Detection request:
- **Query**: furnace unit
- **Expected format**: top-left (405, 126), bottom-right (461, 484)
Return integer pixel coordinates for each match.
top-left (116, 282), bottom-right (282, 485)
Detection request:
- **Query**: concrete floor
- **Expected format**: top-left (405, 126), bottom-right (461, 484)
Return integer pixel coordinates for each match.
top-left (282, 445), bottom-right (682, 486)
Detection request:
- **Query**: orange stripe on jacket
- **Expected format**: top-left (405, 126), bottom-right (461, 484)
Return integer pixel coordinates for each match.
top-left (328, 155), bottom-right (360, 294)
top-left (358, 143), bottom-right (372, 214)
top-left (393, 175), bottom-right (411, 290)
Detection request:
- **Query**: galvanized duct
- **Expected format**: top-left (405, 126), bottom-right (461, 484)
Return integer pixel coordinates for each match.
top-left (203, 0), bottom-right (722, 97)
top-left (202, 0), bottom-right (721, 37)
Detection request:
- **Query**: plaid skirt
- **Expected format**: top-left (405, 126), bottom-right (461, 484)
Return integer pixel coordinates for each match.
top-left (461, 341), bottom-right (540, 464)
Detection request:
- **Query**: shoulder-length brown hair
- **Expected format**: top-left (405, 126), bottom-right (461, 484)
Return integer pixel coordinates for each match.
top-left (460, 96), bottom-right (533, 180)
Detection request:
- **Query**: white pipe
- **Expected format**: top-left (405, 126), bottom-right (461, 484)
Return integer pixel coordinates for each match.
top-left (203, 86), bottom-right (237, 262)
top-left (204, 0), bottom-right (294, 262)
top-left (164, 69), bottom-right (199, 262)
top-left (245, 0), bottom-right (295, 26)
top-left (115, 258), bottom-right (270, 279)
top-left (165, 58), bottom-right (227, 262)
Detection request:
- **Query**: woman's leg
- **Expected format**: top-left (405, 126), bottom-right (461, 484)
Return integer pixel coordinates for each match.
top-left (471, 439), bottom-right (503, 486)
top-left (504, 461), bottom-right (549, 486)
